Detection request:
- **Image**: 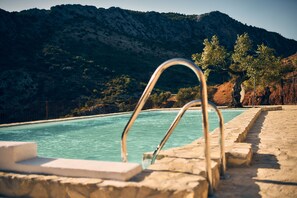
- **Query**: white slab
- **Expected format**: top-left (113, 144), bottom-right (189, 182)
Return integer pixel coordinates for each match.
top-left (0, 141), bottom-right (142, 181)
top-left (18, 157), bottom-right (142, 181)
top-left (0, 141), bottom-right (37, 168)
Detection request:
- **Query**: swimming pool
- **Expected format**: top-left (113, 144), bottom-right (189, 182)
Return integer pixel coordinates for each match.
top-left (0, 109), bottom-right (244, 164)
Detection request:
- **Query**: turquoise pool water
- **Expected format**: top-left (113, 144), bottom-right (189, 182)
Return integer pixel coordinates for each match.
top-left (0, 109), bottom-right (244, 164)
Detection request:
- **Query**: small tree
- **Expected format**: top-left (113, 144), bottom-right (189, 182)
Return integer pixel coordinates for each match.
top-left (174, 86), bottom-right (200, 107)
top-left (240, 44), bottom-right (278, 104)
top-left (192, 35), bottom-right (228, 81)
top-left (150, 92), bottom-right (172, 108)
top-left (229, 33), bottom-right (254, 107)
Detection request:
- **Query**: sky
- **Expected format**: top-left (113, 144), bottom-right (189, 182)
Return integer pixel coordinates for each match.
top-left (0, 0), bottom-right (296, 41)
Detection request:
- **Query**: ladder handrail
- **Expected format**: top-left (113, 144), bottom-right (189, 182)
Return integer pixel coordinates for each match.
top-left (120, 58), bottom-right (213, 193)
top-left (150, 99), bottom-right (226, 177)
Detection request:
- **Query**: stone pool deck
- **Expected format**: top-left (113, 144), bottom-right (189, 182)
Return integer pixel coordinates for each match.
top-left (0, 106), bottom-right (295, 197)
top-left (215, 105), bottom-right (297, 198)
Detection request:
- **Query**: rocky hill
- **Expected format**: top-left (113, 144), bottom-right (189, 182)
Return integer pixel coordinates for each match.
top-left (0, 4), bottom-right (297, 123)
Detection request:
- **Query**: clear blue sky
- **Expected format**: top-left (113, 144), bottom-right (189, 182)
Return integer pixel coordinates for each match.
top-left (1, 0), bottom-right (296, 41)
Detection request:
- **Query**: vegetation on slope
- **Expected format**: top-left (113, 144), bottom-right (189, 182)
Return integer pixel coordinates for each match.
top-left (0, 5), bottom-right (297, 123)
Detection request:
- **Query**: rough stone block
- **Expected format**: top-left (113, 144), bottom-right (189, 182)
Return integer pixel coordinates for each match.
top-left (226, 143), bottom-right (253, 167)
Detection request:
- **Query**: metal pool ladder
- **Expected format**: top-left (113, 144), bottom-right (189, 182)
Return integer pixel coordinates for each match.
top-left (121, 58), bottom-right (214, 193)
top-left (150, 99), bottom-right (226, 177)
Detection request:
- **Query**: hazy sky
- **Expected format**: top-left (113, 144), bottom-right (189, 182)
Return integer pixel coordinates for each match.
top-left (1, 0), bottom-right (296, 41)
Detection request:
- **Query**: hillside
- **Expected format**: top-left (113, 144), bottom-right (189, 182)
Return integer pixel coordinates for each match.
top-left (1, 4), bottom-right (297, 123)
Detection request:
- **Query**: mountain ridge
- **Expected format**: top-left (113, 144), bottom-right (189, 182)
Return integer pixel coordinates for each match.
top-left (0, 4), bottom-right (297, 123)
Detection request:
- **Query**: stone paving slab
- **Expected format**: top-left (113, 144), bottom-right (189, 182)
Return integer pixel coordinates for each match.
top-left (215, 105), bottom-right (297, 198)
